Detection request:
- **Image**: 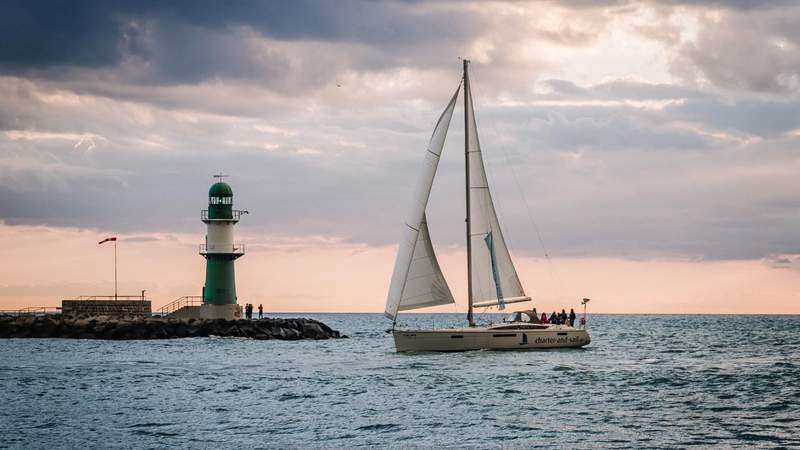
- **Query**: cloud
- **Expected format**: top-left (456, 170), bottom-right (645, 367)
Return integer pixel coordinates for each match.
top-left (0, 0), bottom-right (799, 264)
top-left (668, 6), bottom-right (800, 93)
top-left (0, 1), bottom-right (127, 70)
top-left (542, 78), bottom-right (707, 101)
top-left (0, 1), bottom-right (485, 88)
top-left (765, 254), bottom-right (800, 270)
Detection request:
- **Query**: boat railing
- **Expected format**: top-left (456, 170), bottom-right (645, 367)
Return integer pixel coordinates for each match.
top-left (158, 296), bottom-right (202, 316)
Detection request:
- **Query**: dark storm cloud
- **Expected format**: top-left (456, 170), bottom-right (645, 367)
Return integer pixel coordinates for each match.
top-left (0, 0), bottom-right (481, 84)
top-left (0, 1), bottom-right (125, 70)
top-left (1, 0), bottom-right (794, 83)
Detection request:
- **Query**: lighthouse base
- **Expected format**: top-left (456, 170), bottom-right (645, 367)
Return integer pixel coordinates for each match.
top-left (195, 303), bottom-right (242, 320)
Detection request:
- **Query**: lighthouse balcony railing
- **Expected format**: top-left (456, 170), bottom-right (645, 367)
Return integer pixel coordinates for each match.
top-left (199, 243), bottom-right (245, 255)
top-left (201, 210), bottom-right (246, 222)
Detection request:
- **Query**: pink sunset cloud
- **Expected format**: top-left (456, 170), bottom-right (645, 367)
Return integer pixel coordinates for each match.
top-left (1, 224), bottom-right (797, 314)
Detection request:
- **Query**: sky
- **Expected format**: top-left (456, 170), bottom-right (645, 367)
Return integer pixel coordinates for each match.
top-left (0, 0), bottom-right (798, 313)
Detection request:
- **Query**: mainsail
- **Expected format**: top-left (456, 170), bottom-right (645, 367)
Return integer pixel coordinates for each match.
top-left (464, 69), bottom-right (528, 310)
top-left (384, 86), bottom-right (460, 320)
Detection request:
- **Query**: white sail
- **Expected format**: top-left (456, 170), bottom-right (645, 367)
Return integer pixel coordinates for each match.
top-left (384, 86), bottom-right (460, 320)
top-left (397, 215), bottom-right (454, 311)
top-left (465, 69), bottom-right (527, 310)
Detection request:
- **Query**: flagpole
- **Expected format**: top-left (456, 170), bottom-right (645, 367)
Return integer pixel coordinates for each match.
top-left (114, 239), bottom-right (118, 301)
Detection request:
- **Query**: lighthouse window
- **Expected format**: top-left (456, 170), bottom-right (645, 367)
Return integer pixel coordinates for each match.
top-left (209, 196), bottom-right (231, 205)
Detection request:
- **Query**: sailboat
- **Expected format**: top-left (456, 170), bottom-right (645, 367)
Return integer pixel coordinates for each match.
top-left (384, 60), bottom-right (591, 352)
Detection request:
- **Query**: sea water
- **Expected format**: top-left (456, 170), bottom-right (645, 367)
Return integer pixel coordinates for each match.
top-left (1, 314), bottom-right (798, 449)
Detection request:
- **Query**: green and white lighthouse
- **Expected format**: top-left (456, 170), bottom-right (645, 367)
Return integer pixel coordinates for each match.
top-left (200, 175), bottom-right (247, 320)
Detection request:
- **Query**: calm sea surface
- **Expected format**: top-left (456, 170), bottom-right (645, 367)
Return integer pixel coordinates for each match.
top-left (1, 314), bottom-right (799, 449)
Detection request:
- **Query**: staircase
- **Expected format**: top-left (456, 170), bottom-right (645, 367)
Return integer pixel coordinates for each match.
top-left (159, 296), bottom-right (202, 317)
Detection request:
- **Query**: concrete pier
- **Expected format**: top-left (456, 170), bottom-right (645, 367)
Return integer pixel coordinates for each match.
top-left (61, 298), bottom-right (151, 318)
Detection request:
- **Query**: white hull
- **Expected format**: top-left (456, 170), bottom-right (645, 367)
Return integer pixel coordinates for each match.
top-left (392, 325), bottom-right (590, 352)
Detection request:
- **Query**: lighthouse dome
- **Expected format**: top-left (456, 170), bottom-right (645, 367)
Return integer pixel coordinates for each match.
top-left (209, 181), bottom-right (233, 197)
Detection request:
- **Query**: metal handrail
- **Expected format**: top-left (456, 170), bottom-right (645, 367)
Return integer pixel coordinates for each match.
top-left (0, 307), bottom-right (62, 317)
top-left (72, 295), bottom-right (148, 301)
top-left (199, 243), bottom-right (245, 254)
top-left (159, 296), bottom-right (202, 316)
top-left (201, 210), bottom-right (247, 221)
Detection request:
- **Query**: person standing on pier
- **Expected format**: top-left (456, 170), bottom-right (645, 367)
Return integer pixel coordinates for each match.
top-left (258, 304), bottom-right (263, 320)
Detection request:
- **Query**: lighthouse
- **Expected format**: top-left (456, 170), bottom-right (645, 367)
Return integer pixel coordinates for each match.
top-left (199, 175), bottom-right (247, 320)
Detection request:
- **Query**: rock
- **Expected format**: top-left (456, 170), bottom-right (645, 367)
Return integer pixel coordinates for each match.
top-left (302, 322), bottom-right (328, 340)
top-left (270, 327), bottom-right (287, 339)
top-left (0, 315), bottom-right (344, 341)
top-left (284, 328), bottom-right (302, 340)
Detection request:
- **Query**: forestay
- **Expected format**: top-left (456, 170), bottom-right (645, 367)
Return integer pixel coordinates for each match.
top-left (464, 74), bottom-right (527, 310)
top-left (384, 86), bottom-right (460, 320)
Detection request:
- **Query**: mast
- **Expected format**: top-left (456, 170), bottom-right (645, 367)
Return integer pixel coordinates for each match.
top-left (464, 59), bottom-right (475, 327)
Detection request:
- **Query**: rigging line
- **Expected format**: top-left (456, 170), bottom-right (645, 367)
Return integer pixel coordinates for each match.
top-left (498, 130), bottom-right (566, 300)
top-left (469, 67), bottom-right (564, 302)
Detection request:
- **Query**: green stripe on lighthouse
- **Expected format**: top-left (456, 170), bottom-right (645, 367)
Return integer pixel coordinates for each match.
top-left (204, 256), bottom-right (237, 305)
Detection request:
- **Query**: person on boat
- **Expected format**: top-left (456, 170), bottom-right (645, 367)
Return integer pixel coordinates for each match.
top-left (531, 308), bottom-right (538, 320)
top-left (568, 308), bottom-right (576, 327)
top-left (541, 312), bottom-right (549, 324)
top-left (549, 312), bottom-right (558, 324)
top-left (258, 304), bottom-right (263, 320)
top-left (559, 309), bottom-right (568, 324)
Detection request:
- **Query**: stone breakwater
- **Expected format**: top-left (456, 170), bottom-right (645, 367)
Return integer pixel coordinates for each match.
top-left (0, 315), bottom-right (346, 340)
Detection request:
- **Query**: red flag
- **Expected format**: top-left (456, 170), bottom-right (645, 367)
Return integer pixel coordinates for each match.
top-left (98, 237), bottom-right (117, 245)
